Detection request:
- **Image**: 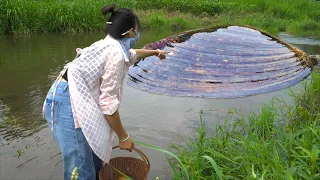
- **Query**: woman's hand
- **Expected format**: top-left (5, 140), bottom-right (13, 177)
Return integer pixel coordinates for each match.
top-left (135, 49), bottom-right (171, 60)
top-left (119, 137), bottom-right (134, 152)
top-left (157, 50), bottom-right (171, 60)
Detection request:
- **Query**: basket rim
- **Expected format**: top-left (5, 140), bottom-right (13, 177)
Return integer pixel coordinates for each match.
top-left (99, 156), bottom-right (149, 180)
top-left (111, 146), bottom-right (150, 170)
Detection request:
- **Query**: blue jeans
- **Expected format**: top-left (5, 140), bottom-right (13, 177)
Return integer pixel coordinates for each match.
top-left (44, 81), bottom-right (102, 180)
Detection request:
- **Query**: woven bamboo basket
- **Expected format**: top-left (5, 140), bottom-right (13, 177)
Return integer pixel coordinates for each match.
top-left (99, 146), bottom-right (150, 180)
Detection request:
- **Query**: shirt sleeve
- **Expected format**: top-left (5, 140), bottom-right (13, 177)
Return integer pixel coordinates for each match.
top-left (99, 46), bottom-right (124, 115)
top-left (128, 49), bottom-right (138, 65)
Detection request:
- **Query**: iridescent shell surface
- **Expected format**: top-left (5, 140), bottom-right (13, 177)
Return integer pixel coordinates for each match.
top-left (127, 26), bottom-right (311, 98)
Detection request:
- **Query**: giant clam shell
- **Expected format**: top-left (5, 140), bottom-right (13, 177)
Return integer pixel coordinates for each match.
top-left (127, 26), bottom-right (311, 98)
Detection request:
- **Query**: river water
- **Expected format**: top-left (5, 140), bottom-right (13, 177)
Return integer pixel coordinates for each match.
top-left (0, 30), bottom-right (319, 180)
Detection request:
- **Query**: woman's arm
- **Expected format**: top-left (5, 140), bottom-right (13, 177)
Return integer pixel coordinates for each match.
top-left (99, 46), bottom-right (133, 151)
top-left (105, 110), bottom-right (127, 139)
top-left (105, 111), bottom-right (133, 151)
top-left (135, 49), bottom-right (169, 60)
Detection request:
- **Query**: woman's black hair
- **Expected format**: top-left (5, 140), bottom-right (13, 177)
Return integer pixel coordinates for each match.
top-left (102, 4), bottom-right (141, 39)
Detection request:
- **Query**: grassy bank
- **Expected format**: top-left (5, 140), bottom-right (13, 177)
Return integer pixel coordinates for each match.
top-left (0, 0), bottom-right (218, 35)
top-left (159, 70), bottom-right (319, 179)
top-left (1, 0), bottom-right (320, 37)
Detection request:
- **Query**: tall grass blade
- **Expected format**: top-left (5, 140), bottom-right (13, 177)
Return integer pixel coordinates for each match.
top-left (112, 167), bottom-right (133, 180)
top-left (202, 155), bottom-right (223, 180)
top-left (134, 140), bottom-right (190, 180)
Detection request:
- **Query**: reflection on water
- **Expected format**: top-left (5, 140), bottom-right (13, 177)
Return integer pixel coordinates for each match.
top-left (278, 32), bottom-right (320, 56)
top-left (278, 32), bottom-right (320, 46)
top-left (0, 30), bottom-right (319, 179)
top-left (0, 100), bottom-right (9, 120)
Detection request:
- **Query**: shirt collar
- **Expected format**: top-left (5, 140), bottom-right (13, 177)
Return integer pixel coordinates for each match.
top-left (105, 35), bottom-right (129, 63)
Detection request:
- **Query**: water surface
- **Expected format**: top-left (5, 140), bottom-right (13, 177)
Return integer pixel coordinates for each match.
top-left (0, 31), bottom-right (319, 180)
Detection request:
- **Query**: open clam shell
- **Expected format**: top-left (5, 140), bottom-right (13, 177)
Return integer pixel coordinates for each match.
top-left (127, 26), bottom-right (311, 98)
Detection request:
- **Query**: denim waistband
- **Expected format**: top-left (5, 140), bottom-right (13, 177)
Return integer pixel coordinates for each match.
top-left (46, 80), bottom-right (71, 103)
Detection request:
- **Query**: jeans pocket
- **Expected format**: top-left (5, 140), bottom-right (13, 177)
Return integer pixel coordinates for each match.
top-left (44, 101), bottom-right (61, 126)
top-left (55, 103), bottom-right (75, 129)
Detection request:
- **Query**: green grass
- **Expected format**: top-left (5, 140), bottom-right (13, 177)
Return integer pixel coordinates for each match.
top-left (134, 71), bottom-right (320, 179)
top-left (0, 0), bottom-right (218, 34)
top-left (1, 0), bottom-right (320, 37)
top-left (166, 71), bottom-right (320, 179)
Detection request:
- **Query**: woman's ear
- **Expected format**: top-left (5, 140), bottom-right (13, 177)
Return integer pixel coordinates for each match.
top-left (129, 28), bottom-right (135, 37)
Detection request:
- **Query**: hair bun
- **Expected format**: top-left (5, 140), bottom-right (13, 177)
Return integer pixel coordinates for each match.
top-left (101, 4), bottom-right (116, 15)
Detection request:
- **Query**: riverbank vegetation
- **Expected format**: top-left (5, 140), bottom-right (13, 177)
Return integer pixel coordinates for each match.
top-left (1, 0), bottom-right (320, 37)
top-left (137, 70), bottom-right (320, 179)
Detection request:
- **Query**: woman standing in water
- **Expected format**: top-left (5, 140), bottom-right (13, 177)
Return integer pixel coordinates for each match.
top-left (43, 4), bottom-right (168, 180)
